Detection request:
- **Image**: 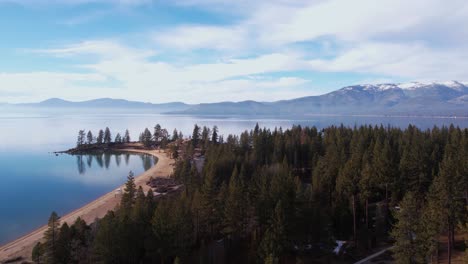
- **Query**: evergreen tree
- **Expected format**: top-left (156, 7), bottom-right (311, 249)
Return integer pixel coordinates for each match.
top-left (152, 201), bottom-right (174, 263)
top-left (359, 161), bottom-right (374, 229)
top-left (418, 196), bottom-right (442, 263)
top-left (399, 129), bottom-right (431, 195)
top-left (201, 126), bottom-right (211, 148)
top-left (141, 128), bottom-right (153, 148)
top-left (199, 172), bottom-right (218, 238)
top-left (192, 124), bottom-right (201, 147)
top-left (43, 211), bottom-right (61, 264)
top-left (96, 129), bottom-right (104, 144)
top-left (69, 217), bottom-right (91, 264)
top-left (154, 124), bottom-right (162, 144)
top-left (56, 223), bottom-right (72, 264)
top-left (160, 128), bottom-right (169, 148)
top-left (93, 211), bottom-right (120, 263)
top-left (76, 130), bottom-right (85, 147)
top-left (32, 242), bottom-right (45, 264)
top-left (222, 166), bottom-right (246, 238)
top-left (172, 128), bottom-right (179, 141)
top-left (259, 200), bottom-right (287, 262)
top-left (114, 133), bottom-right (122, 143)
top-left (103, 127), bottom-right (112, 144)
top-left (391, 192), bottom-right (425, 263)
top-left (336, 154), bottom-right (361, 241)
top-left (171, 198), bottom-right (194, 258)
top-left (132, 186), bottom-right (149, 223)
top-left (212, 126), bottom-right (218, 144)
top-left (124, 129), bottom-right (131, 143)
top-left (121, 171), bottom-right (136, 214)
top-left (426, 151), bottom-right (465, 264)
top-left (373, 139), bottom-right (395, 203)
top-left (86, 130), bottom-right (94, 144)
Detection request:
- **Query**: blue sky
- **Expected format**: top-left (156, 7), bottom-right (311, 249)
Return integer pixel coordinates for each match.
top-left (0, 0), bottom-right (467, 103)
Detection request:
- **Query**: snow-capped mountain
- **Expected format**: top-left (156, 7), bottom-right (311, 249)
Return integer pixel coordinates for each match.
top-left (339, 81), bottom-right (468, 94)
top-left (172, 81), bottom-right (468, 116)
top-left (328, 81), bottom-right (467, 110)
top-left (350, 81), bottom-right (468, 92)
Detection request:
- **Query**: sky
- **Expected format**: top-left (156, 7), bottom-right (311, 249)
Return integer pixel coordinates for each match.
top-left (0, 0), bottom-right (468, 103)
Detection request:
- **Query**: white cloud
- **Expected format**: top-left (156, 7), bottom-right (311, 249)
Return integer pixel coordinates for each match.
top-left (307, 42), bottom-right (468, 80)
top-left (3, 0), bottom-right (468, 103)
top-left (149, 0), bottom-right (468, 86)
top-left (84, 50), bottom-right (307, 102)
top-left (172, 77), bottom-right (312, 102)
top-left (255, 0), bottom-right (441, 44)
top-left (33, 40), bottom-right (155, 59)
top-left (154, 25), bottom-right (247, 51)
top-left (154, 0), bottom-right (468, 50)
top-left (0, 71), bottom-right (108, 102)
top-left (13, 40), bottom-right (311, 103)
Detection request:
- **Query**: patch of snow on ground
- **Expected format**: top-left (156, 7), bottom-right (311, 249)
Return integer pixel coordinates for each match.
top-left (334, 240), bottom-right (346, 255)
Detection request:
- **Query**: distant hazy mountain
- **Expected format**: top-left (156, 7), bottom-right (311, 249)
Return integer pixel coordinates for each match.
top-left (170, 81), bottom-right (468, 116)
top-left (4, 81), bottom-right (467, 116)
top-left (10, 98), bottom-right (192, 113)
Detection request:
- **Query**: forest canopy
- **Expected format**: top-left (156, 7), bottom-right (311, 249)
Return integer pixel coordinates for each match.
top-left (37, 124), bottom-right (467, 263)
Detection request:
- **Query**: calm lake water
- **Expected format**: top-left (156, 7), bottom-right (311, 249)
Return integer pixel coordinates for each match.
top-left (0, 152), bottom-right (157, 245)
top-left (0, 110), bottom-right (467, 245)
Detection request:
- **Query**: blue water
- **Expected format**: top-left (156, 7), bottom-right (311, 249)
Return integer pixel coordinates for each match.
top-left (0, 110), bottom-right (467, 245)
top-left (0, 151), bottom-right (156, 245)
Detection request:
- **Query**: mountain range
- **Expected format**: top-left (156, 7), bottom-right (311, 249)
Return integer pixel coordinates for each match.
top-left (10, 98), bottom-right (192, 113)
top-left (174, 81), bottom-right (467, 116)
top-left (4, 81), bottom-right (468, 116)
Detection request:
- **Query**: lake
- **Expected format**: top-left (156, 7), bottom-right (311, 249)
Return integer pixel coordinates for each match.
top-left (0, 111), bottom-right (467, 245)
top-left (0, 151), bottom-right (157, 245)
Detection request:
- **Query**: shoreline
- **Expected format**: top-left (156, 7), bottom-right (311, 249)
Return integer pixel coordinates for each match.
top-left (0, 147), bottom-right (174, 263)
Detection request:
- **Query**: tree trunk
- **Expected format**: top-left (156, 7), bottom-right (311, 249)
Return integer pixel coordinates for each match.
top-left (366, 198), bottom-right (371, 250)
top-left (385, 183), bottom-right (388, 203)
top-left (465, 189), bottom-right (467, 206)
top-left (447, 231), bottom-right (451, 264)
top-left (365, 198), bottom-right (369, 229)
top-left (352, 195), bottom-right (357, 243)
top-left (385, 183), bottom-right (389, 232)
top-left (195, 209), bottom-right (199, 242)
top-left (451, 225), bottom-right (455, 246)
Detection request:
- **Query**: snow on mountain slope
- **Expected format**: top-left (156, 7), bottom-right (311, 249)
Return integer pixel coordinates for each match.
top-left (398, 81), bottom-right (467, 91)
top-left (340, 81), bottom-right (468, 97)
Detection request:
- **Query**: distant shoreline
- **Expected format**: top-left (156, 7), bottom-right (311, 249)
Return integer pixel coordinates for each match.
top-left (54, 142), bottom-right (149, 155)
top-left (0, 144), bottom-right (174, 263)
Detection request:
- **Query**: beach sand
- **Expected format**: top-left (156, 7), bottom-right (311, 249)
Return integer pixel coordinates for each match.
top-left (0, 149), bottom-right (174, 263)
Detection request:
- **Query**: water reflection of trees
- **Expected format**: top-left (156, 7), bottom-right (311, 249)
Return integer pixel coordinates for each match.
top-left (125, 153), bottom-right (130, 165)
top-left (104, 153), bottom-right (111, 169)
top-left (74, 153), bottom-right (156, 174)
top-left (76, 155), bottom-right (85, 174)
top-left (115, 154), bottom-right (121, 166)
top-left (95, 154), bottom-right (104, 168)
top-left (141, 154), bottom-right (153, 171)
top-left (86, 155), bottom-right (93, 168)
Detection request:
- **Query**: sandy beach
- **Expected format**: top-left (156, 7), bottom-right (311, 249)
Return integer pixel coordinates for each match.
top-left (0, 148), bottom-right (174, 263)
